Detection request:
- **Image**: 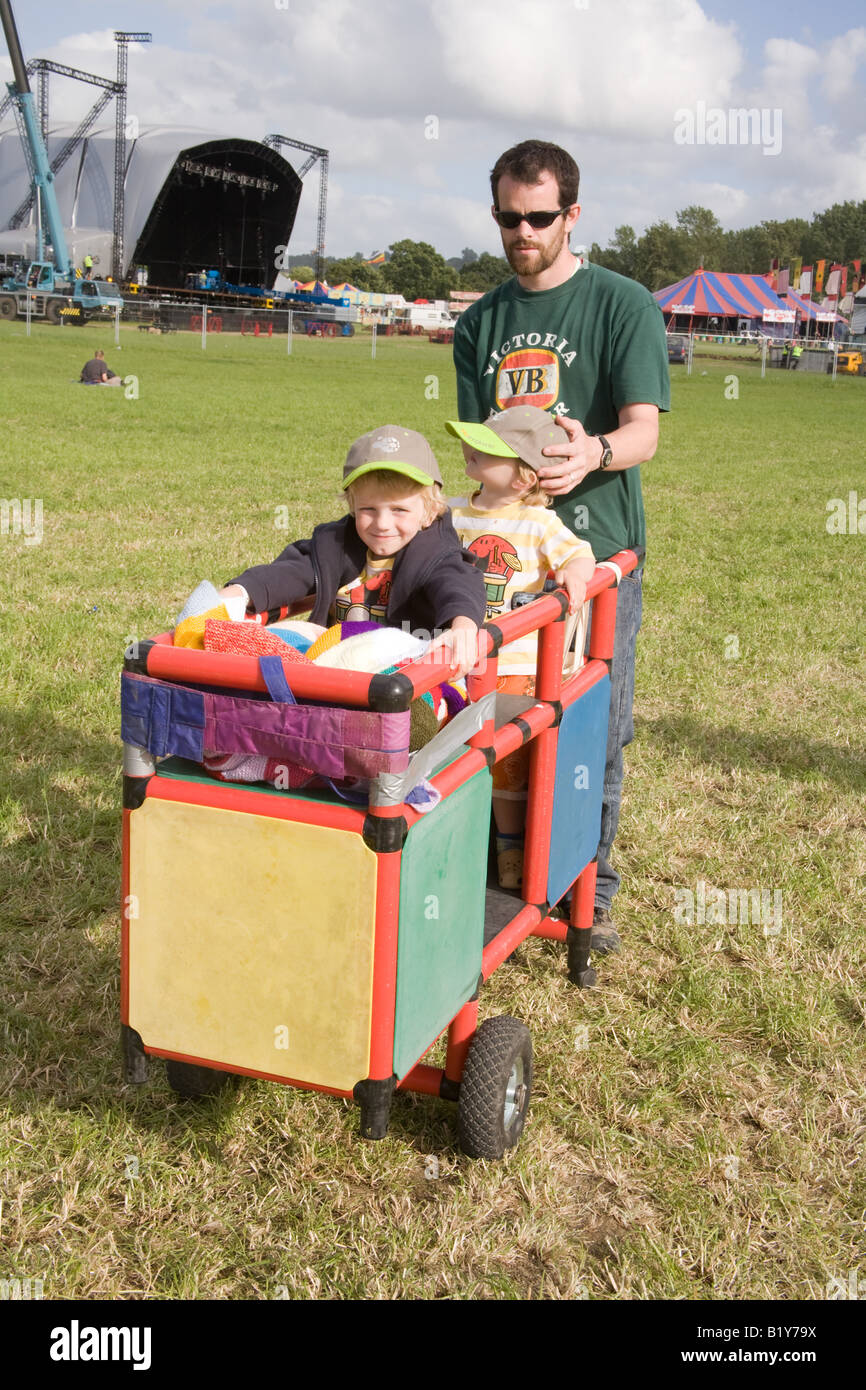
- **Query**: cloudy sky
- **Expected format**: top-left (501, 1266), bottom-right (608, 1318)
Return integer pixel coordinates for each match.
top-left (6, 0), bottom-right (866, 260)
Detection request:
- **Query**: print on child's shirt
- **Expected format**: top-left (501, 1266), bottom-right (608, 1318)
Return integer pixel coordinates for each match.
top-left (334, 561), bottom-right (393, 623)
top-left (468, 534), bottom-right (522, 617)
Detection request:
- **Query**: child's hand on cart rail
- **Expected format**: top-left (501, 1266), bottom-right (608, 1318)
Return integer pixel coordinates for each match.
top-left (554, 555), bottom-right (596, 615)
top-left (218, 582), bottom-right (251, 610)
top-left (427, 616), bottom-right (481, 678)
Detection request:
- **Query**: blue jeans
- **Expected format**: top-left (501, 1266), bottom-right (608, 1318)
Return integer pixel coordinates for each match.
top-left (585, 569), bottom-right (643, 912)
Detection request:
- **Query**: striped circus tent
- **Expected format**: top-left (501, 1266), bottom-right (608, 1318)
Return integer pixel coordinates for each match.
top-left (782, 288), bottom-right (844, 323)
top-left (294, 279), bottom-right (330, 295)
top-left (654, 269), bottom-right (790, 325)
top-left (328, 284), bottom-right (389, 307)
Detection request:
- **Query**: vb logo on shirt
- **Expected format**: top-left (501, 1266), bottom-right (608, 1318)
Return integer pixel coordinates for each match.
top-left (496, 349), bottom-right (559, 410)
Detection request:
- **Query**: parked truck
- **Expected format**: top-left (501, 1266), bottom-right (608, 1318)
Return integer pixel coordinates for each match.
top-left (0, 260), bottom-right (124, 324)
top-left (392, 301), bottom-right (455, 334)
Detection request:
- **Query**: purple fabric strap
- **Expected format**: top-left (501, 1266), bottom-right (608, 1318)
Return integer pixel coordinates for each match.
top-left (258, 655), bottom-right (297, 705)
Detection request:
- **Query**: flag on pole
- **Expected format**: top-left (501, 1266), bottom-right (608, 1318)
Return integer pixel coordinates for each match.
top-left (790, 257), bottom-right (802, 290)
top-left (365, 251), bottom-right (386, 265)
top-left (777, 267), bottom-right (790, 294)
top-left (814, 260), bottom-right (826, 294)
top-left (800, 266), bottom-right (812, 295)
top-left (825, 265), bottom-right (842, 297)
top-left (852, 259), bottom-right (862, 293)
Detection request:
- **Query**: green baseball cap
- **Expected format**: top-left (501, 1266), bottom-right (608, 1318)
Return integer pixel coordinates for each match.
top-left (342, 425), bottom-right (443, 490)
top-left (446, 406), bottom-right (570, 473)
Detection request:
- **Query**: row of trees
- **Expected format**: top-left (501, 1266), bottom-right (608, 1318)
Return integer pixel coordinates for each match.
top-left (286, 198), bottom-right (866, 298)
top-left (287, 244), bottom-right (512, 299)
top-left (588, 201), bottom-right (866, 292)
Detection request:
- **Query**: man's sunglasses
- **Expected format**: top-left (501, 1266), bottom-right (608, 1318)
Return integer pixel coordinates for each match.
top-left (492, 207), bottom-right (573, 230)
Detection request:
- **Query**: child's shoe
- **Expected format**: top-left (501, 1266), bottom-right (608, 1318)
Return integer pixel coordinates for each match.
top-left (496, 833), bottom-right (524, 890)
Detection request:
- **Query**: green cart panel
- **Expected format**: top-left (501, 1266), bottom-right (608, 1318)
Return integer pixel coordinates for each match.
top-left (393, 768), bottom-right (492, 1079)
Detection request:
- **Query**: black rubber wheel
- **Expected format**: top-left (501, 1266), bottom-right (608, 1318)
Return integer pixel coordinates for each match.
top-left (0, 295), bottom-right (17, 320)
top-left (46, 300), bottom-right (63, 324)
top-left (165, 1059), bottom-right (236, 1098)
top-left (121, 1025), bottom-right (148, 1084)
top-left (458, 1016), bottom-right (532, 1159)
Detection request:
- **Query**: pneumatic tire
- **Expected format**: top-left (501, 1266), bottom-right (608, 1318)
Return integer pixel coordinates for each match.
top-left (457, 1016), bottom-right (532, 1159)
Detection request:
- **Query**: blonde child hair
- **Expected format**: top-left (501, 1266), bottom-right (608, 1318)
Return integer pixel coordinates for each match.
top-left (344, 468), bottom-right (449, 525)
top-left (512, 461), bottom-right (552, 508)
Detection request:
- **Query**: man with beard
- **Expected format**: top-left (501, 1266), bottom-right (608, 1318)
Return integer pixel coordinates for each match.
top-left (453, 139), bottom-right (669, 954)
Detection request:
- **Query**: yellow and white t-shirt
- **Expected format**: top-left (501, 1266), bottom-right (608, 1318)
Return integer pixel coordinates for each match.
top-left (449, 495), bottom-right (594, 675)
top-left (334, 555), bottom-right (394, 624)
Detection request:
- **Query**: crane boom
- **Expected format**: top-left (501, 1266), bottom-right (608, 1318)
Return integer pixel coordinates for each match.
top-left (0, 0), bottom-right (73, 276)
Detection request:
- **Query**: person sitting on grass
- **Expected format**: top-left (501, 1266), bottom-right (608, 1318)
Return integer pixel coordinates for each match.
top-left (79, 348), bottom-right (120, 386)
top-left (445, 407), bottom-right (595, 890)
top-left (219, 424), bottom-right (486, 677)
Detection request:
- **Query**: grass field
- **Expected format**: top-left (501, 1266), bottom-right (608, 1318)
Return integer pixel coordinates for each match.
top-left (1, 320), bottom-right (864, 1302)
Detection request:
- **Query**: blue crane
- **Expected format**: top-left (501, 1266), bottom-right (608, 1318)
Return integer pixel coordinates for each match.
top-left (0, 0), bottom-right (123, 323)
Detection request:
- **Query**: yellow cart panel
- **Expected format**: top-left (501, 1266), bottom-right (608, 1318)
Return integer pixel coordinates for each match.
top-left (127, 796), bottom-right (378, 1093)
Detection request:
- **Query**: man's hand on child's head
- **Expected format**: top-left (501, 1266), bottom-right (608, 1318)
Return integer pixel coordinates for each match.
top-left (428, 617), bottom-right (480, 679)
top-left (537, 415), bottom-right (600, 494)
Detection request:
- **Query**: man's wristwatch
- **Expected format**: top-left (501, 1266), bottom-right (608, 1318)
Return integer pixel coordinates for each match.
top-left (596, 434), bottom-right (613, 469)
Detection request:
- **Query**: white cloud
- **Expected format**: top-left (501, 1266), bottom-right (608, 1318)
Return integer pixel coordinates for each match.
top-left (434, 0), bottom-right (743, 137)
top-left (749, 36), bottom-right (820, 123)
top-left (684, 182), bottom-right (750, 218)
top-left (822, 27), bottom-right (866, 103)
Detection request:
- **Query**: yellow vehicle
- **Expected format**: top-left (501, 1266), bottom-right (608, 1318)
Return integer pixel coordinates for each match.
top-left (836, 349), bottom-right (865, 375)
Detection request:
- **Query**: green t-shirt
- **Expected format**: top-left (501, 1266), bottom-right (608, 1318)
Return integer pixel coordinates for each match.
top-left (453, 261), bottom-right (670, 562)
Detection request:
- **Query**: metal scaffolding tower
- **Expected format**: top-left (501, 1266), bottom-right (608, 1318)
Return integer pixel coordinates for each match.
top-left (263, 134), bottom-right (328, 283)
top-left (112, 31), bottom-right (151, 281)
